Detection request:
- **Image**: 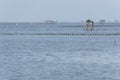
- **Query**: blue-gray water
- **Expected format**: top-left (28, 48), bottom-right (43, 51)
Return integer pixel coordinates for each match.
top-left (0, 23), bottom-right (120, 80)
top-left (0, 22), bottom-right (120, 35)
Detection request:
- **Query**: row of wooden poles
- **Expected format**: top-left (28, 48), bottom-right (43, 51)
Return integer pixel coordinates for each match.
top-left (1, 33), bottom-right (120, 35)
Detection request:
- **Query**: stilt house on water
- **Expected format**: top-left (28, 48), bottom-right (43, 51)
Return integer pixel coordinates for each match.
top-left (86, 19), bottom-right (94, 31)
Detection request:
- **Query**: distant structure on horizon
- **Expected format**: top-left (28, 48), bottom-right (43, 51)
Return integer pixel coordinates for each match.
top-left (114, 20), bottom-right (118, 23)
top-left (85, 19), bottom-right (94, 31)
top-left (99, 19), bottom-right (106, 23)
top-left (44, 20), bottom-right (57, 24)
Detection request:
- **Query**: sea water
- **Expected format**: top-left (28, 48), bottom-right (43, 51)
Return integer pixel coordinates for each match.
top-left (0, 23), bottom-right (120, 80)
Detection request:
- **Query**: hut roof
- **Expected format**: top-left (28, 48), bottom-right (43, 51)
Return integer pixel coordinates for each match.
top-left (86, 19), bottom-right (94, 23)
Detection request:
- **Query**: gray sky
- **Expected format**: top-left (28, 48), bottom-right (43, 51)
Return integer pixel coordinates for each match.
top-left (0, 0), bottom-right (120, 22)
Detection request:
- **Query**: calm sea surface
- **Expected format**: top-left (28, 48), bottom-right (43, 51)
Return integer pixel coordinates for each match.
top-left (0, 23), bottom-right (120, 80)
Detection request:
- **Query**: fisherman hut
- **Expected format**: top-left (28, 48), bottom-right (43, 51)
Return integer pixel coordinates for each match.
top-left (86, 19), bottom-right (94, 31)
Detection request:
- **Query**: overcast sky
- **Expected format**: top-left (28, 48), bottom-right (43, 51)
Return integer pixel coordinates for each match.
top-left (0, 0), bottom-right (120, 22)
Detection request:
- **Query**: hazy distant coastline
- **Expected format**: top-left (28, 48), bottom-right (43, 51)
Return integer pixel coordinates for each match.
top-left (0, 21), bottom-right (120, 27)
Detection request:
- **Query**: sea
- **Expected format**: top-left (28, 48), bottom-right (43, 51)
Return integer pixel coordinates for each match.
top-left (0, 22), bottom-right (120, 80)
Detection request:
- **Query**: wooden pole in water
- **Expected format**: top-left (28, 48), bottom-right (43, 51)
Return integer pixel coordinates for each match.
top-left (114, 39), bottom-right (117, 46)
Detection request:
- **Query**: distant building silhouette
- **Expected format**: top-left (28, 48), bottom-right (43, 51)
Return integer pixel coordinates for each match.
top-left (44, 20), bottom-right (57, 24)
top-left (99, 19), bottom-right (106, 23)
